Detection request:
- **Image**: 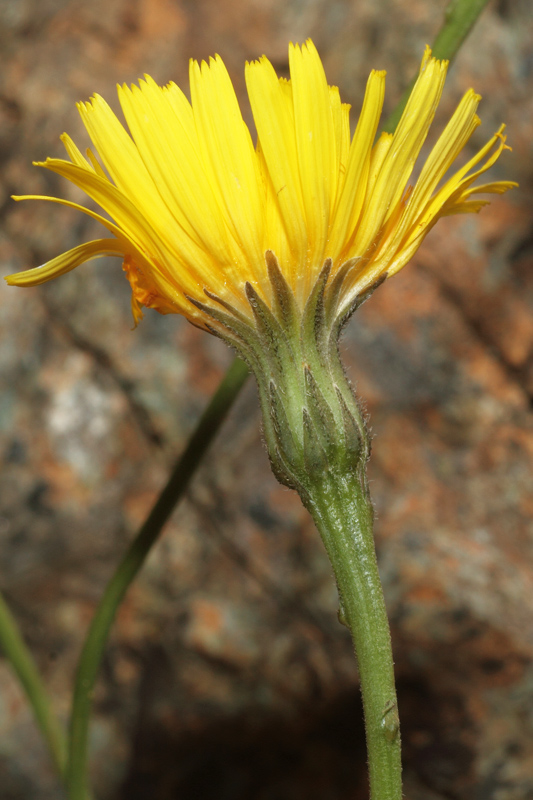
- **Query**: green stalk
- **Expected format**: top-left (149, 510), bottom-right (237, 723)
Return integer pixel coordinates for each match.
top-left (198, 253), bottom-right (401, 798)
top-left (66, 356), bottom-right (249, 800)
top-left (383, 0), bottom-right (491, 133)
top-left (303, 474), bottom-right (400, 800)
top-left (0, 591), bottom-right (67, 776)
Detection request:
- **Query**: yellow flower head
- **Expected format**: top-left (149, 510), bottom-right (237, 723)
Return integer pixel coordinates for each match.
top-left (7, 40), bottom-right (515, 330)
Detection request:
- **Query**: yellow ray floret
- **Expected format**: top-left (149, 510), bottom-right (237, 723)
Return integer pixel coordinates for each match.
top-left (6, 40), bottom-right (516, 327)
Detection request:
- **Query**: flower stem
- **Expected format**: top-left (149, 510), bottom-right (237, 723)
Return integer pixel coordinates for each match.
top-left (431, 0), bottom-right (492, 61)
top-left (383, 0), bottom-right (491, 133)
top-left (66, 356), bottom-right (249, 800)
top-left (202, 255), bottom-right (401, 799)
top-left (0, 590), bottom-right (67, 777)
top-left (302, 471), bottom-right (401, 800)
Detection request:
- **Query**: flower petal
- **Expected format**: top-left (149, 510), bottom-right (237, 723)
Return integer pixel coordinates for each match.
top-left (329, 69), bottom-right (386, 261)
top-left (118, 77), bottom-right (237, 266)
top-left (289, 39), bottom-right (337, 279)
top-left (353, 47), bottom-right (448, 255)
top-left (189, 54), bottom-right (265, 279)
top-left (5, 238), bottom-right (125, 286)
top-left (246, 55), bottom-right (307, 274)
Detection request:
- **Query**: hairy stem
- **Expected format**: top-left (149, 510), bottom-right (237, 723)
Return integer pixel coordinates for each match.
top-left (303, 472), bottom-right (401, 800)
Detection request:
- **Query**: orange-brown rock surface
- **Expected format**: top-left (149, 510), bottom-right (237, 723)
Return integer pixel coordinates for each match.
top-left (0, 1), bottom-right (532, 798)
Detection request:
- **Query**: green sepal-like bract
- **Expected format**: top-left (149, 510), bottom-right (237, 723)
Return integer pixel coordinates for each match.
top-left (191, 251), bottom-right (377, 494)
top-left (189, 251), bottom-right (402, 800)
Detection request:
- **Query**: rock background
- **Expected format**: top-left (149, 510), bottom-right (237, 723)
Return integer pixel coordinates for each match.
top-left (0, 0), bottom-right (532, 798)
